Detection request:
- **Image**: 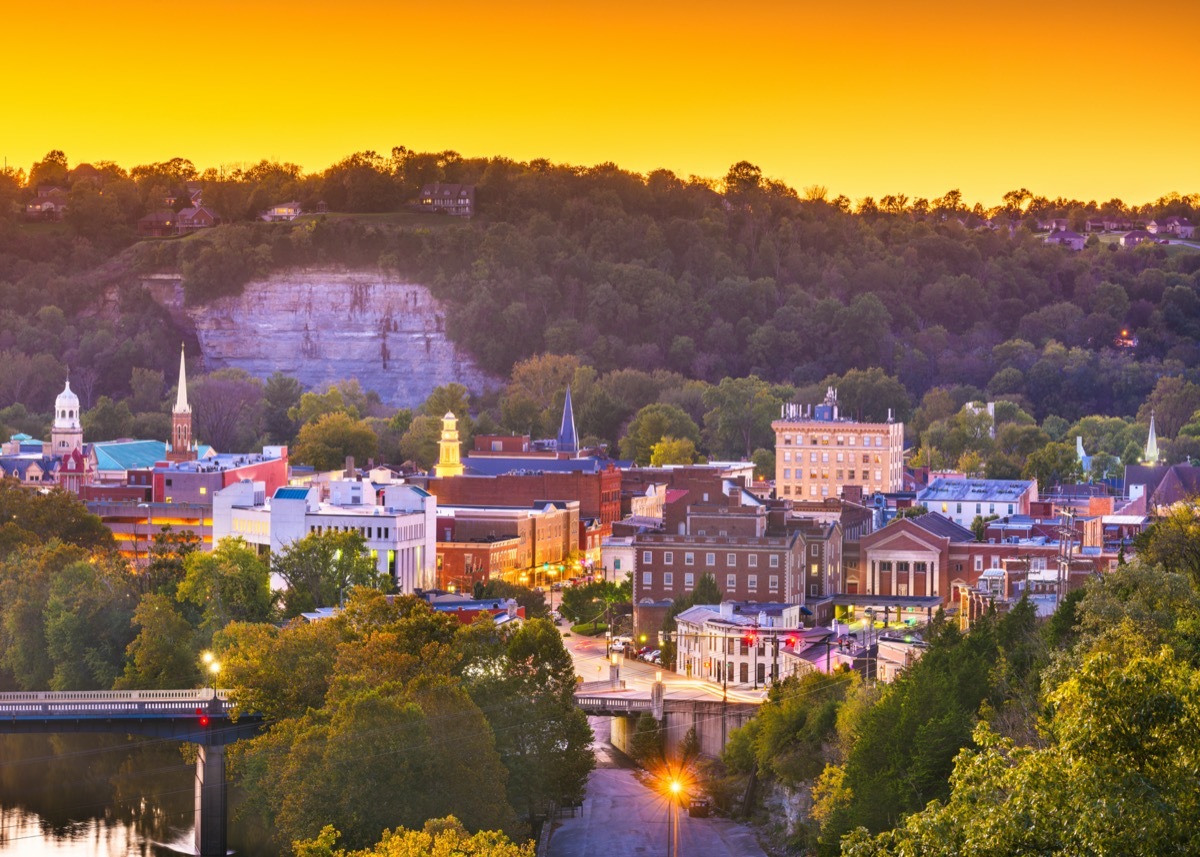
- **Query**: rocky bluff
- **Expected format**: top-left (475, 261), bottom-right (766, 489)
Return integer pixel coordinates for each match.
top-left (143, 269), bottom-right (498, 408)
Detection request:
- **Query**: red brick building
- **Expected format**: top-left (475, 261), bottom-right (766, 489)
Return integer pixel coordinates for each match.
top-left (857, 514), bottom-right (1105, 605)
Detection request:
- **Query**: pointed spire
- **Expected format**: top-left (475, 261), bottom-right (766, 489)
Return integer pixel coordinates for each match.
top-left (174, 344), bottom-right (190, 415)
top-left (557, 385), bottom-right (578, 456)
top-left (1145, 411), bottom-right (1159, 464)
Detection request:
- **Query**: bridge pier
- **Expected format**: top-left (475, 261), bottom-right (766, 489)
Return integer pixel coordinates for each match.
top-left (195, 742), bottom-right (228, 857)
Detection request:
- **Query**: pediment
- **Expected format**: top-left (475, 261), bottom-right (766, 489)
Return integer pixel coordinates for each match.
top-left (862, 523), bottom-right (943, 554)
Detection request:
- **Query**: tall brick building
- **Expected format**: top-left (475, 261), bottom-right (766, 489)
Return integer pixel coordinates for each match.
top-left (630, 471), bottom-right (842, 643)
top-left (773, 387), bottom-right (905, 499)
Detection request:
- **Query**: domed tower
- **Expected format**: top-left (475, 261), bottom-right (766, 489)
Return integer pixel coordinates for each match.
top-left (51, 380), bottom-right (83, 454)
top-left (167, 344), bottom-right (197, 462)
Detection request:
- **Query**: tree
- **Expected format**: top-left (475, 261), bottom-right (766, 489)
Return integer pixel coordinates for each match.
top-left (702, 376), bottom-right (791, 460)
top-left (1131, 506), bottom-right (1200, 591)
top-left (81, 396), bottom-right (135, 441)
top-left (142, 526), bottom-right (202, 596)
top-left (42, 557), bottom-right (137, 690)
top-left (842, 626), bottom-right (1200, 857)
top-left (397, 414), bottom-right (442, 469)
top-left (293, 411), bottom-right (379, 471)
top-left (649, 436), bottom-right (697, 466)
top-left (1022, 442), bottom-right (1082, 490)
top-left (189, 368), bottom-right (265, 452)
top-left (463, 619), bottom-right (595, 822)
top-left (263, 371), bottom-right (302, 443)
top-left (1138, 376), bottom-right (1200, 439)
top-left (177, 536), bottom-right (273, 636)
top-left (292, 818), bottom-right (535, 857)
top-left (619, 403), bottom-right (700, 465)
top-left (272, 531), bottom-right (390, 617)
top-left (116, 593), bottom-right (199, 690)
top-left (474, 579), bottom-right (548, 621)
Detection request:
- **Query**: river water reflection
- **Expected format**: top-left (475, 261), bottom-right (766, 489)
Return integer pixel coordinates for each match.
top-left (0, 734), bottom-right (274, 856)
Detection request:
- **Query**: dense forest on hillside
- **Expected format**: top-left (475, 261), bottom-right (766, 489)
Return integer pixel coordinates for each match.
top-left (2, 150), bottom-right (1199, 476)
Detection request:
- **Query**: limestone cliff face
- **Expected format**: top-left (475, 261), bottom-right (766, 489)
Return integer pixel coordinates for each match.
top-left (156, 269), bottom-right (498, 408)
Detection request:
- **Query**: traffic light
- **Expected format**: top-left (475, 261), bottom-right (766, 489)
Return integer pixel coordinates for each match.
top-left (743, 632), bottom-right (757, 647)
top-left (195, 707), bottom-right (210, 727)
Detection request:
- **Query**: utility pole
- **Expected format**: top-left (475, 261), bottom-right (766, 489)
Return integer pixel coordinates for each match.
top-left (1056, 510), bottom-right (1076, 604)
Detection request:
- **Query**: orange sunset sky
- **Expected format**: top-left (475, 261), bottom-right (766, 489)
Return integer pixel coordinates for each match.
top-left (6, 0), bottom-right (1198, 205)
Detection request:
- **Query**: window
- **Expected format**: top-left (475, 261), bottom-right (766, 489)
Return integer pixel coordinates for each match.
top-left (685, 552), bottom-right (694, 565)
top-left (642, 571), bottom-right (652, 586)
top-left (810, 452), bottom-right (818, 463)
top-left (784, 468), bottom-right (791, 478)
top-left (684, 573), bottom-right (694, 587)
top-left (783, 451), bottom-right (791, 462)
top-left (727, 553), bottom-right (737, 566)
top-left (836, 469), bottom-right (843, 479)
top-left (614, 559), bottom-right (622, 570)
top-left (664, 572), bottom-right (674, 586)
top-left (810, 583), bottom-right (818, 596)
top-left (810, 486), bottom-right (817, 496)
top-left (769, 575), bottom-right (779, 591)
top-left (849, 436), bottom-right (856, 446)
top-left (974, 556), bottom-right (983, 571)
top-left (956, 503), bottom-right (962, 513)
top-left (748, 574), bottom-right (758, 590)
top-left (811, 563), bottom-right (819, 575)
top-left (849, 470), bottom-right (856, 479)
top-left (821, 452), bottom-right (829, 463)
top-left (748, 555), bottom-right (758, 567)
top-left (642, 551), bottom-right (652, 564)
top-left (874, 470), bottom-right (881, 481)
top-left (976, 504), bottom-right (982, 514)
top-left (784, 435), bottom-right (792, 445)
top-left (1008, 504), bottom-right (1014, 514)
top-left (989, 504), bottom-right (995, 514)
top-left (706, 552), bottom-right (716, 566)
top-left (664, 551), bottom-right (673, 565)
top-left (727, 574), bottom-right (737, 589)
top-left (769, 554), bottom-right (779, 567)
top-left (862, 453), bottom-right (869, 464)
top-left (836, 452), bottom-right (844, 462)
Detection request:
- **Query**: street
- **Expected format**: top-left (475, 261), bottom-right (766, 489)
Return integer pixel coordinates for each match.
top-left (546, 717), bottom-right (767, 857)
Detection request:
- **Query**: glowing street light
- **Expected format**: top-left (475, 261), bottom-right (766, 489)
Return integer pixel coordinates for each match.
top-left (201, 650), bottom-right (221, 693)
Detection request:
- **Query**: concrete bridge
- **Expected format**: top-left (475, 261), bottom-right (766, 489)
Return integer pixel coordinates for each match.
top-left (575, 683), bottom-right (759, 758)
top-left (0, 689), bottom-right (263, 856)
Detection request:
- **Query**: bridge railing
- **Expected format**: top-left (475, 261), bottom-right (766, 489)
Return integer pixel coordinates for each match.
top-left (0, 689), bottom-right (240, 719)
top-left (574, 695), bottom-right (653, 712)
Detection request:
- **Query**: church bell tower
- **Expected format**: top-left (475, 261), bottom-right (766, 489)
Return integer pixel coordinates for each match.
top-left (167, 344), bottom-right (197, 462)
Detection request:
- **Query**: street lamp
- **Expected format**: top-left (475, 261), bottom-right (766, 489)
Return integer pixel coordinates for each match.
top-left (663, 773), bottom-right (685, 857)
top-left (201, 650), bottom-right (221, 693)
top-left (605, 629), bottom-right (612, 657)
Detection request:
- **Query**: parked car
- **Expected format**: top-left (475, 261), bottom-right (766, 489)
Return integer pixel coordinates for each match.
top-left (688, 797), bottom-right (711, 818)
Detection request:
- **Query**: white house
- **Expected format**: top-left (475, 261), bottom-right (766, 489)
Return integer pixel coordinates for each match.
top-left (916, 478), bottom-right (1038, 529)
top-left (213, 479), bottom-right (437, 594)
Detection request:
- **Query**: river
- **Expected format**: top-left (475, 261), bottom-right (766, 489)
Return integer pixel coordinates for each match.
top-left (0, 734), bottom-right (274, 856)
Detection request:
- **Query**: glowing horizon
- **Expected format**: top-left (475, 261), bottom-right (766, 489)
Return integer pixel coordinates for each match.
top-left (6, 0), bottom-right (1198, 207)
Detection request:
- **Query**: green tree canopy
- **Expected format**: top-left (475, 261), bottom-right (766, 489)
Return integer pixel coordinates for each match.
top-left (619, 403), bottom-right (700, 465)
top-left (271, 531), bottom-right (391, 618)
top-left (293, 411), bottom-right (379, 472)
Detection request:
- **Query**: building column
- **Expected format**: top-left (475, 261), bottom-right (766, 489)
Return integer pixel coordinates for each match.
top-left (908, 563), bottom-right (915, 598)
top-left (194, 742), bottom-right (227, 857)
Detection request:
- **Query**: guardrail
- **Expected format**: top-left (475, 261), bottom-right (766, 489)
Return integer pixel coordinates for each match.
top-left (0, 689), bottom-right (239, 719)
top-left (573, 694), bottom-right (652, 713)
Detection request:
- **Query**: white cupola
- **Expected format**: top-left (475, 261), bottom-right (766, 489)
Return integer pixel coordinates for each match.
top-left (52, 380), bottom-right (83, 453)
